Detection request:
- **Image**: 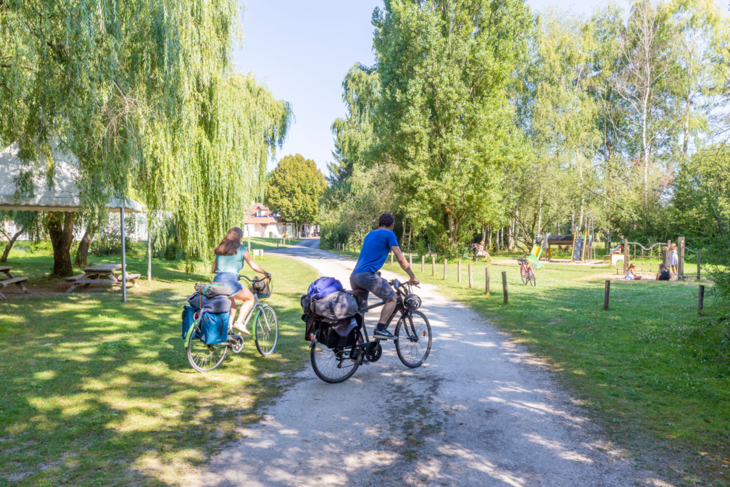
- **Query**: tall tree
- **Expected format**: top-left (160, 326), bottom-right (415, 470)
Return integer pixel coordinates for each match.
top-left (371, 0), bottom-right (532, 252)
top-left (0, 1), bottom-right (290, 273)
top-left (265, 155), bottom-right (326, 236)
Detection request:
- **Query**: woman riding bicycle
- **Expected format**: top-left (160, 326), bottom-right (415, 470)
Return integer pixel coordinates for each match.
top-left (212, 227), bottom-right (270, 335)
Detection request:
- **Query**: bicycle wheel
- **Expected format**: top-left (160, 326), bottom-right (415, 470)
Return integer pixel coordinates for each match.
top-left (520, 266), bottom-right (528, 284)
top-left (395, 310), bottom-right (432, 368)
top-left (187, 320), bottom-right (228, 373)
top-left (310, 328), bottom-right (363, 384)
top-left (254, 305), bottom-right (279, 357)
top-left (528, 269), bottom-right (536, 287)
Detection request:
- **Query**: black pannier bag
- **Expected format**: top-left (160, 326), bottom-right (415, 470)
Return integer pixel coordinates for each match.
top-left (321, 315), bottom-right (362, 348)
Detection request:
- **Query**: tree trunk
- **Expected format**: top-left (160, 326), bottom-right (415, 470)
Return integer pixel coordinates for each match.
top-left (74, 228), bottom-right (94, 268)
top-left (47, 212), bottom-right (75, 277)
top-left (1, 225), bottom-right (26, 263)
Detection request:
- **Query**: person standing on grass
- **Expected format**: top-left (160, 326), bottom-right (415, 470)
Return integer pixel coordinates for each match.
top-left (668, 243), bottom-right (679, 275)
top-left (212, 227), bottom-right (270, 335)
top-left (350, 212), bottom-right (419, 340)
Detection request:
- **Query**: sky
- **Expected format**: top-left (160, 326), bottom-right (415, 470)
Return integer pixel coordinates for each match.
top-left (232, 0), bottom-right (631, 176)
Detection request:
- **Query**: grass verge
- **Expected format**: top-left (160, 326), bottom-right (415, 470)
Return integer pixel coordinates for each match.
top-left (0, 250), bottom-right (316, 486)
top-left (379, 256), bottom-right (729, 486)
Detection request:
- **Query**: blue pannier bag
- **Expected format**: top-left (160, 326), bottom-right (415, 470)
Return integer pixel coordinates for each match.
top-left (200, 312), bottom-right (230, 345)
top-left (182, 306), bottom-right (201, 340)
top-left (307, 277), bottom-right (343, 301)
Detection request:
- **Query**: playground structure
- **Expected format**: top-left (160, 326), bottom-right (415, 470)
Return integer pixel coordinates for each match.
top-left (618, 236), bottom-right (700, 280)
top-left (529, 229), bottom-right (597, 264)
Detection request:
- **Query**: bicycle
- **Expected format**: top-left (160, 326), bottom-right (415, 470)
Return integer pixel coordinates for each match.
top-left (184, 275), bottom-right (279, 373)
top-left (516, 256), bottom-right (536, 287)
top-left (309, 278), bottom-right (432, 384)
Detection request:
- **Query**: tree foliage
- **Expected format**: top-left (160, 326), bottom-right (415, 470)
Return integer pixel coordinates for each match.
top-left (0, 0), bottom-right (291, 271)
top-left (265, 154), bottom-right (326, 234)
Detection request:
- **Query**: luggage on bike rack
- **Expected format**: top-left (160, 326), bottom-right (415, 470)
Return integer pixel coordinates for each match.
top-left (319, 318), bottom-right (359, 349)
top-left (312, 291), bottom-right (358, 323)
top-left (200, 312), bottom-right (230, 345)
top-left (187, 293), bottom-right (232, 314)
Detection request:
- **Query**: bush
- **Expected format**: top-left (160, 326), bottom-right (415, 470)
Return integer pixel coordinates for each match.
top-left (90, 214), bottom-right (136, 257)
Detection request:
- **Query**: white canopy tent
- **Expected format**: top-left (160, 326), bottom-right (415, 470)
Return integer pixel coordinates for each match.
top-left (0, 140), bottom-right (147, 303)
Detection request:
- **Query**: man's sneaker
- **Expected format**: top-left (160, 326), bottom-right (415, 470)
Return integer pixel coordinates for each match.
top-left (374, 328), bottom-right (397, 340)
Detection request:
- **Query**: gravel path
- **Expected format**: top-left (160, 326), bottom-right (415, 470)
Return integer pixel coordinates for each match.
top-left (190, 240), bottom-right (663, 487)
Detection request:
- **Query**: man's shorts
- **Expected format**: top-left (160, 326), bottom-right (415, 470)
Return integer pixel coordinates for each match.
top-left (350, 271), bottom-right (395, 307)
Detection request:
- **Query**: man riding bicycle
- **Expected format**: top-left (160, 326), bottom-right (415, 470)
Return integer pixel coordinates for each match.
top-left (350, 212), bottom-right (419, 340)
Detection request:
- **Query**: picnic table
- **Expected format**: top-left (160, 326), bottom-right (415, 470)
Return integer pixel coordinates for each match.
top-left (65, 264), bottom-right (141, 294)
top-left (0, 266), bottom-right (31, 299)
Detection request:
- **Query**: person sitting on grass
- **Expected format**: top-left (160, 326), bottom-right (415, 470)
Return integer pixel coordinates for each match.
top-left (624, 263), bottom-right (642, 280)
top-left (655, 263), bottom-right (671, 281)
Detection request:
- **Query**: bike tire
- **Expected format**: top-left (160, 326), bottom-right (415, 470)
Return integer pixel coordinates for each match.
top-left (395, 310), bottom-right (432, 368)
top-left (254, 305), bottom-right (279, 357)
top-left (187, 320), bottom-right (229, 373)
top-left (529, 269), bottom-right (536, 287)
top-left (310, 328), bottom-right (363, 384)
top-left (520, 266), bottom-right (529, 284)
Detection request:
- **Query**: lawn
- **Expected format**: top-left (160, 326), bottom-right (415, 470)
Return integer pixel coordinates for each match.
top-left (246, 236), bottom-right (302, 251)
top-left (375, 253), bottom-right (729, 486)
top-left (0, 246), bottom-right (317, 486)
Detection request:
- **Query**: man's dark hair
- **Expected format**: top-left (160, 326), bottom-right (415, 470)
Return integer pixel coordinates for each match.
top-left (378, 212), bottom-right (395, 228)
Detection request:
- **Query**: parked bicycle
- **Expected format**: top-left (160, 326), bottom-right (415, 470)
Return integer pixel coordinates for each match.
top-left (184, 275), bottom-right (279, 372)
top-left (516, 256), bottom-right (536, 287)
top-left (309, 278), bottom-right (432, 384)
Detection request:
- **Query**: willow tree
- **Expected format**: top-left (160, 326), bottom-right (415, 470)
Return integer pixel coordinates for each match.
top-left (371, 0), bottom-right (532, 252)
top-left (0, 0), bottom-right (290, 275)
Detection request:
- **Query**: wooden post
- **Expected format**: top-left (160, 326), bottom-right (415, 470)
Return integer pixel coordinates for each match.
top-left (432, 256), bottom-right (435, 276)
top-left (485, 267), bottom-right (490, 296)
top-left (697, 250), bottom-right (701, 281)
top-left (662, 248), bottom-right (668, 267)
top-left (698, 285), bottom-right (705, 316)
top-left (261, 249), bottom-right (265, 260)
top-left (603, 280), bottom-right (610, 310)
top-left (458, 260), bottom-right (462, 283)
top-left (390, 253), bottom-right (393, 265)
top-left (623, 238), bottom-right (629, 276)
top-left (501, 271), bottom-right (508, 304)
top-left (409, 254), bottom-right (412, 267)
top-left (443, 259), bottom-right (448, 280)
top-left (421, 255), bottom-right (425, 273)
top-left (678, 236), bottom-right (685, 280)
top-left (468, 264), bottom-right (473, 288)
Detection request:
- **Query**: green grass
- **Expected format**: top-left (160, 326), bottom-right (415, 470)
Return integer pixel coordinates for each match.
top-left (245, 237), bottom-right (302, 251)
top-left (378, 255), bottom-right (729, 486)
top-left (0, 248), bottom-right (317, 486)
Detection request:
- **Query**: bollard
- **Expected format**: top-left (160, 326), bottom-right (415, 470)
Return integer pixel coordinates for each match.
top-left (468, 264), bottom-right (473, 288)
top-left (501, 271), bottom-right (508, 304)
top-left (443, 259), bottom-right (448, 280)
top-left (421, 255), bottom-right (425, 273)
top-left (485, 267), bottom-right (490, 296)
top-left (603, 280), bottom-right (610, 310)
top-left (698, 285), bottom-right (705, 316)
top-left (432, 256), bottom-right (435, 276)
top-left (458, 260), bottom-right (462, 283)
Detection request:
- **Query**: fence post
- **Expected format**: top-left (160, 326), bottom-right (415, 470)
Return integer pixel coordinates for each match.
top-left (261, 249), bottom-right (264, 260)
top-left (603, 280), bottom-right (610, 310)
top-left (678, 236), bottom-right (685, 280)
top-left (458, 260), bottom-right (462, 283)
top-left (409, 254), bottom-right (412, 267)
top-left (501, 271), bottom-right (508, 304)
top-left (432, 256), bottom-right (435, 276)
top-left (443, 259), bottom-right (448, 280)
top-left (468, 264), bottom-right (473, 288)
top-left (485, 267), bottom-right (490, 296)
top-left (697, 250), bottom-right (701, 281)
top-left (390, 253), bottom-right (393, 265)
top-left (698, 285), bottom-right (705, 316)
top-left (421, 255), bottom-right (425, 273)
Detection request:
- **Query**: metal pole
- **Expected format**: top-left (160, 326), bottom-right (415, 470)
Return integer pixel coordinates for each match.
top-left (121, 206), bottom-right (127, 303)
top-left (147, 219), bottom-right (151, 282)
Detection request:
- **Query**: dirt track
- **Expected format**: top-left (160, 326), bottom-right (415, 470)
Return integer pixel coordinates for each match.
top-left (189, 240), bottom-right (665, 487)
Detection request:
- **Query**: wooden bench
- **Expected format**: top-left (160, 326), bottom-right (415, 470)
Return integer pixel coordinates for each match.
top-left (66, 274), bottom-right (86, 282)
top-left (0, 276), bottom-right (30, 299)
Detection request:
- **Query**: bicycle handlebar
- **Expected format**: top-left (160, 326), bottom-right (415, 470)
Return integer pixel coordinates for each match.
top-left (238, 274), bottom-right (271, 282)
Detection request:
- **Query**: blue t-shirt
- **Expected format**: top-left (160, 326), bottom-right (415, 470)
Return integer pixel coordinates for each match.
top-left (352, 229), bottom-right (398, 274)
